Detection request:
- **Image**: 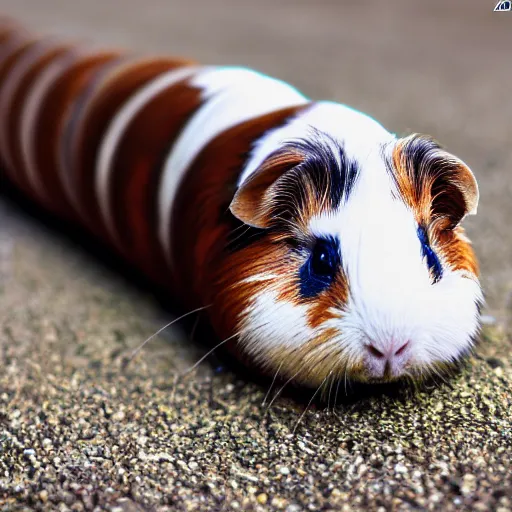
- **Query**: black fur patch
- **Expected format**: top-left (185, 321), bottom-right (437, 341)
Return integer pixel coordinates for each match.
top-left (285, 129), bottom-right (360, 210)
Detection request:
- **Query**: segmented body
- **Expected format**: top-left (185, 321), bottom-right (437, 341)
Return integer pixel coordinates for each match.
top-left (0, 19), bottom-right (482, 387)
top-left (0, 21), bottom-right (309, 292)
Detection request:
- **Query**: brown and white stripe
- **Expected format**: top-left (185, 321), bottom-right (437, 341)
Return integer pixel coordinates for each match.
top-left (0, 22), bottom-right (310, 289)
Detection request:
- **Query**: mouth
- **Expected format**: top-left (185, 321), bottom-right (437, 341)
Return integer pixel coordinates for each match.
top-left (348, 368), bottom-right (406, 385)
top-left (256, 332), bottom-right (474, 393)
top-left (351, 356), bottom-right (470, 388)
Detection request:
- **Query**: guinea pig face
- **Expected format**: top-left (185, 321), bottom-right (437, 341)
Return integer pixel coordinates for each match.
top-left (225, 132), bottom-right (482, 389)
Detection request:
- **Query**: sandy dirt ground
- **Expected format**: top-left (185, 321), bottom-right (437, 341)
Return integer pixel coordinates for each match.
top-left (0, 0), bottom-right (511, 510)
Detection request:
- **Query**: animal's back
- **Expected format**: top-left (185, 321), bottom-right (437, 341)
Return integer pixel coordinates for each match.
top-left (0, 20), bottom-right (308, 294)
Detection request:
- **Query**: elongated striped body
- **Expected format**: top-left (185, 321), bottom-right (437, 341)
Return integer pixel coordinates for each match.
top-left (0, 21), bottom-right (308, 290)
top-left (0, 19), bottom-right (483, 389)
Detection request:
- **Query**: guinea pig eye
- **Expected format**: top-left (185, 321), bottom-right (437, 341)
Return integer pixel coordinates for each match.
top-left (299, 237), bottom-right (340, 298)
top-left (417, 226), bottom-right (443, 284)
top-left (311, 241), bottom-right (335, 277)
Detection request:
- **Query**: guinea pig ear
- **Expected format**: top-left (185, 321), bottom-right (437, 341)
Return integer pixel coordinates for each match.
top-left (453, 158), bottom-right (479, 216)
top-left (229, 148), bottom-right (305, 228)
top-left (430, 151), bottom-right (479, 225)
top-left (394, 135), bottom-right (479, 227)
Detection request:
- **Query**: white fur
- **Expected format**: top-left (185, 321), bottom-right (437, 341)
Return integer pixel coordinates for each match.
top-left (308, 145), bottom-right (482, 371)
top-left (238, 101), bottom-right (395, 185)
top-left (241, 273), bottom-right (280, 283)
top-left (95, 66), bottom-right (200, 243)
top-left (157, 67), bottom-right (309, 260)
top-left (237, 103), bottom-right (481, 376)
top-left (239, 289), bottom-right (315, 361)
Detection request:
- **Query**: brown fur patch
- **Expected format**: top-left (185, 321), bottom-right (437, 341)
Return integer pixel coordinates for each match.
top-left (30, 49), bottom-right (123, 218)
top-left (305, 274), bottom-right (347, 329)
top-left (107, 78), bottom-right (203, 282)
top-left (58, 54), bottom-right (128, 209)
top-left (170, 105), bottom-right (309, 305)
top-left (71, 57), bottom-right (194, 242)
top-left (0, 20), bottom-right (18, 44)
top-left (0, 33), bottom-right (37, 177)
top-left (0, 25), bottom-right (30, 58)
top-left (229, 148), bottom-right (306, 228)
top-left (390, 135), bottom-right (479, 277)
top-left (1, 40), bottom-right (71, 195)
top-left (434, 224), bottom-right (479, 276)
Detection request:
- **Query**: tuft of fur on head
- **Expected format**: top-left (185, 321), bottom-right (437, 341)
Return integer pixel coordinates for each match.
top-left (230, 130), bottom-right (359, 233)
top-left (215, 126), bottom-right (482, 390)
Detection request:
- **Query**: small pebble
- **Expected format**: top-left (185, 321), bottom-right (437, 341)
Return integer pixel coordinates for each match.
top-left (23, 448), bottom-right (36, 458)
top-left (257, 493), bottom-right (268, 505)
top-left (271, 496), bottom-right (288, 509)
top-left (395, 463), bottom-right (408, 474)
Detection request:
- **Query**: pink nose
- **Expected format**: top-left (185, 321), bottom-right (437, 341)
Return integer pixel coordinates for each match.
top-left (364, 340), bottom-right (411, 379)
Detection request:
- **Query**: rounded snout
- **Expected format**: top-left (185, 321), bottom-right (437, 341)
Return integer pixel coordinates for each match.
top-left (364, 339), bottom-right (411, 380)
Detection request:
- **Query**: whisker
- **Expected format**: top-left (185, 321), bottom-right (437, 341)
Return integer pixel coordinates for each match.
top-left (344, 360), bottom-right (349, 397)
top-left (180, 331), bottom-right (241, 377)
top-left (227, 222), bottom-right (250, 236)
top-left (292, 373), bottom-right (329, 434)
top-left (124, 304), bottom-right (211, 367)
top-left (333, 375), bottom-right (342, 418)
top-left (262, 361), bottom-right (283, 406)
top-left (189, 309), bottom-right (202, 344)
top-left (227, 225), bottom-right (252, 246)
top-left (265, 367), bottom-right (303, 413)
top-left (326, 371), bottom-right (335, 414)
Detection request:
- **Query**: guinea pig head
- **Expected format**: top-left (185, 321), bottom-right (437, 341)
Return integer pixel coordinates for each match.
top-left (218, 132), bottom-right (482, 389)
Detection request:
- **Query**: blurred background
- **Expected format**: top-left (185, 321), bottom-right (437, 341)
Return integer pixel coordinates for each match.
top-left (1, 0), bottom-right (510, 319)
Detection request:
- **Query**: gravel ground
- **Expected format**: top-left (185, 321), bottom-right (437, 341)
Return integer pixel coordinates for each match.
top-left (0, 1), bottom-right (511, 510)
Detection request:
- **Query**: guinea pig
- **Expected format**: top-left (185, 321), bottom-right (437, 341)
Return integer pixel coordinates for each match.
top-left (0, 20), bottom-right (482, 390)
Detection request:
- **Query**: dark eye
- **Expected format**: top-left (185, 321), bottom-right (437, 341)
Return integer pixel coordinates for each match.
top-left (299, 237), bottom-right (340, 298)
top-left (311, 241), bottom-right (336, 277)
top-left (417, 226), bottom-right (443, 283)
